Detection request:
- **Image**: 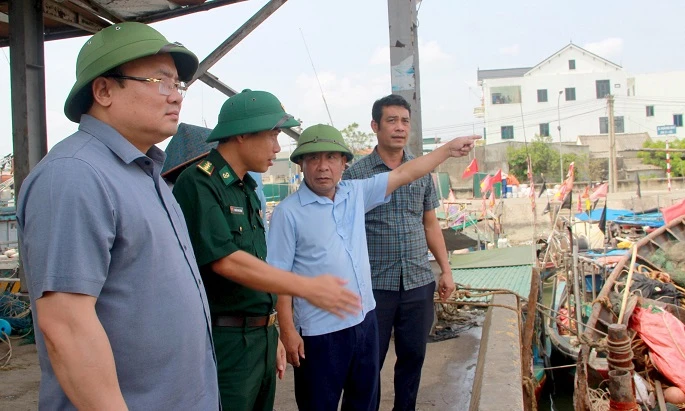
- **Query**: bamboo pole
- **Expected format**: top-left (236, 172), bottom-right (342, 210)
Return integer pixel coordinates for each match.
top-left (521, 268), bottom-right (540, 411)
top-left (617, 245), bottom-right (638, 324)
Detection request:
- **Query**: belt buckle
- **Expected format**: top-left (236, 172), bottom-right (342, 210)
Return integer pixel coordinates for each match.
top-left (267, 312), bottom-right (277, 327)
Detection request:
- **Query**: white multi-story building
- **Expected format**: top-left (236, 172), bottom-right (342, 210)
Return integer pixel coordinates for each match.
top-left (476, 43), bottom-right (685, 144)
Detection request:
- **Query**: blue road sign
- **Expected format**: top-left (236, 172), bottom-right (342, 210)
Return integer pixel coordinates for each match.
top-left (657, 125), bottom-right (677, 135)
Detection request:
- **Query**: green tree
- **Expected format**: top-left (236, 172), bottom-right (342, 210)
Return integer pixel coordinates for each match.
top-left (637, 139), bottom-right (685, 177)
top-left (506, 135), bottom-right (588, 182)
top-left (340, 122), bottom-right (374, 154)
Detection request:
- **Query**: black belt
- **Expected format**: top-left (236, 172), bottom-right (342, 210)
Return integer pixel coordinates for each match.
top-left (213, 312), bottom-right (277, 328)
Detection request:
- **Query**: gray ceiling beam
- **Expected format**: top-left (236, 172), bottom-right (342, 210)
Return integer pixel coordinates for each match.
top-left (139, 0), bottom-right (248, 24)
top-left (66, 0), bottom-right (126, 24)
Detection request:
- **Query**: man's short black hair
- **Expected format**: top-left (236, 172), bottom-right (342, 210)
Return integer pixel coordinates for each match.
top-left (371, 94), bottom-right (411, 124)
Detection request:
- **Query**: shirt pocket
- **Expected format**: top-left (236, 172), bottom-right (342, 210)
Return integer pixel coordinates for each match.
top-left (223, 207), bottom-right (247, 248)
top-left (407, 182), bottom-right (427, 215)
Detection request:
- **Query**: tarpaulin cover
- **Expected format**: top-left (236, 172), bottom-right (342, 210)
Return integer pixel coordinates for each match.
top-left (630, 305), bottom-right (685, 391)
top-left (575, 208), bottom-right (632, 222)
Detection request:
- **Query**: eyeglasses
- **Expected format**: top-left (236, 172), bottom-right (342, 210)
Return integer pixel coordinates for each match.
top-left (105, 75), bottom-right (188, 97)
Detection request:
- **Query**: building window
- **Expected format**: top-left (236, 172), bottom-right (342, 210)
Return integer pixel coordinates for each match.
top-left (569, 60), bottom-right (576, 70)
top-left (537, 89), bottom-right (548, 103)
top-left (501, 126), bottom-right (514, 140)
top-left (491, 86), bottom-right (521, 105)
top-left (615, 116), bottom-right (624, 133)
top-left (599, 116), bottom-right (625, 134)
top-left (539, 123), bottom-right (550, 137)
top-left (646, 106), bottom-right (654, 117)
top-left (565, 88), bottom-right (576, 101)
top-left (596, 80), bottom-right (611, 99)
top-left (675, 114), bottom-right (684, 127)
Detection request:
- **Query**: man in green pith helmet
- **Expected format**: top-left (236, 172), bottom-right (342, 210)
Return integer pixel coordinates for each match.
top-left (172, 89), bottom-right (362, 410)
top-left (17, 22), bottom-right (220, 409)
top-left (267, 124), bottom-right (480, 410)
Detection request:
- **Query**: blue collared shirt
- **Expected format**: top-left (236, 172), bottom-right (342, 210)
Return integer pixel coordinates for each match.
top-left (266, 173), bottom-right (390, 336)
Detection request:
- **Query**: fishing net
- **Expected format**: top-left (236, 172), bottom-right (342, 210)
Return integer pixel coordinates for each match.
top-left (651, 243), bottom-right (685, 288)
top-left (0, 292), bottom-right (33, 341)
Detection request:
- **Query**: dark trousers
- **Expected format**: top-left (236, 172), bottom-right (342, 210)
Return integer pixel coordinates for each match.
top-left (213, 324), bottom-right (278, 411)
top-left (294, 311), bottom-right (379, 411)
top-left (374, 281), bottom-right (435, 411)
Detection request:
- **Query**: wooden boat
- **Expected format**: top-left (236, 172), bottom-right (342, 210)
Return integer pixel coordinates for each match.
top-left (573, 215), bottom-right (685, 409)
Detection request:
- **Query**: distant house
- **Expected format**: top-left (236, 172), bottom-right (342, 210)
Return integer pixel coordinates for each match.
top-left (576, 132), bottom-right (665, 179)
top-left (475, 43), bottom-right (685, 144)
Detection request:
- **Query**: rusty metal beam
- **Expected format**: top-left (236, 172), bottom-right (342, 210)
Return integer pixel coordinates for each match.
top-left (68, 0), bottom-right (126, 23)
top-left (10, 0), bottom-right (48, 294)
top-left (138, 0), bottom-right (248, 24)
top-left (43, 0), bottom-right (106, 34)
top-left (189, 0), bottom-right (287, 86)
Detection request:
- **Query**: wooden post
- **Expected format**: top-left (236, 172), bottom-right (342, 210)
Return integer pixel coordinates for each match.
top-left (608, 370), bottom-right (638, 410)
top-left (607, 324), bottom-right (634, 373)
top-left (521, 267), bottom-right (540, 411)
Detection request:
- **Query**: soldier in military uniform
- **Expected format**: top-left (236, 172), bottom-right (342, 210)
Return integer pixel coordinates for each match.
top-left (172, 89), bottom-right (361, 411)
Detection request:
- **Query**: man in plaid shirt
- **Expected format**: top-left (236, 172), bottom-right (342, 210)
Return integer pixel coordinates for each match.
top-left (343, 94), bottom-right (456, 411)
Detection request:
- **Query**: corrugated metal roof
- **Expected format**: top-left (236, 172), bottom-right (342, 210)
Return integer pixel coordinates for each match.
top-left (477, 68), bottom-right (532, 81)
top-left (0, 0), bottom-right (247, 47)
top-left (451, 246), bottom-right (534, 269)
top-left (452, 265), bottom-right (532, 303)
top-left (450, 246), bottom-right (533, 303)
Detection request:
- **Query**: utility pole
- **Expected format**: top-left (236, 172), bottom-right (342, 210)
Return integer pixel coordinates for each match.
top-left (557, 90), bottom-right (564, 183)
top-left (608, 95), bottom-right (617, 193)
top-left (387, 0), bottom-right (423, 157)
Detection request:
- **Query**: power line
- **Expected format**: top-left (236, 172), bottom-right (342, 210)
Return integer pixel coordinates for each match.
top-left (423, 99), bottom-right (604, 133)
top-left (458, 107), bottom-right (607, 139)
top-left (299, 28), bottom-right (334, 126)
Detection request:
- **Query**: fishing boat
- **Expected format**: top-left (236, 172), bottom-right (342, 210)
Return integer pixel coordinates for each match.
top-left (573, 215), bottom-right (685, 409)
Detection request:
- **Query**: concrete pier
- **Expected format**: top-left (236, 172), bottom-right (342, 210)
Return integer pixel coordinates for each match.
top-left (469, 293), bottom-right (525, 411)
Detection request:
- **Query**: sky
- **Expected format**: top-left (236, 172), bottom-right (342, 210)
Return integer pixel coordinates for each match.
top-left (1, 0), bottom-right (685, 156)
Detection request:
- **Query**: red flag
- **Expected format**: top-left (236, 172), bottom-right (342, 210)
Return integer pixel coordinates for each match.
top-left (462, 158), bottom-right (479, 179)
top-left (480, 174), bottom-right (493, 194)
top-left (576, 191), bottom-right (582, 212)
top-left (662, 199), bottom-right (685, 224)
top-left (555, 184), bottom-right (568, 201)
top-left (492, 169), bottom-right (503, 184)
top-left (566, 162), bottom-right (575, 179)
top-left (589, 182), bottom-right (608, 201)
top-left (581, 186), bottom-right (590, 199)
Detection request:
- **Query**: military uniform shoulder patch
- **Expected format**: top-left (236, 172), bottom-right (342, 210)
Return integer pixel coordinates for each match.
top-left (197, 160), bottom-right (214, 176)
top-left (219, 166), bottom-right (236, 186)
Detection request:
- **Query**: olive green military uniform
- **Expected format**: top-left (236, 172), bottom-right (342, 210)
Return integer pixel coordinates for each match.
top-left (173, 148), bottom-right (278, 411)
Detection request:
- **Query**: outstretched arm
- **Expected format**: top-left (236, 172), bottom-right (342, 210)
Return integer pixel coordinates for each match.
top-left (386, 135), bottom-right (480, 195)
top-left (211, 252), bottom-right (361, 318)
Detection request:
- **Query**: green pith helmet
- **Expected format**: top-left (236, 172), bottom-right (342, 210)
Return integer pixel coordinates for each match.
top-left (64, 22), bottom-right (199, 123)
top-left (206, 89), bottom-right (300, 142)
top-left (290, 124), bottom-right (353, 163)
